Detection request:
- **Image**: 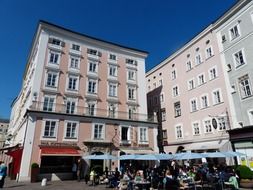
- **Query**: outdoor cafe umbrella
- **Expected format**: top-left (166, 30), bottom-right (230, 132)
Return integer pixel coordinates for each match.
top-left (119, 154), bottom-right (140, 160)
top-left (174, 152), bottom-right (205, 160)
top-left (82, 154), bottom-right (97, 159)
top-left (202, 152), bottom-right (227, 158)
top-left (221, 151), bottom-right (245, 157)
top-left (135, 154), bottom-right (163, 160)
top-left (83, 154), bottom-right (118, 160)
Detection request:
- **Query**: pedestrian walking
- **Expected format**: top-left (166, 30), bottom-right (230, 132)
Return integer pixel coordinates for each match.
top-left (0, 162), bottom-right (7, 188)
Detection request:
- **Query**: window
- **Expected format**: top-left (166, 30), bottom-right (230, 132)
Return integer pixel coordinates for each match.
top-left (172, 86), bottom-right (179, 97)
top-left (88, 62), bottom-right (98, 73)
top-left (139, 127), bottom-right (148, 143)
top-left (175, 125), bottom-right (183, 139)
top-left (206, 47), bottom-right (213, 58)
top-left (188, 79), bottom-right (195, 90)
top-left (213, 89), bottom-right (222, 105)
top-left (88, 79), bottom-right (97, 94)
top-left (65, 122), bottom-right (77, 138)
top-left (174, 101), bottom-right (181, 117)
top-left (198, 74), bottom-right (205, 86)
top-left (71, 44), bottom-right (80, 51)
top-left (186, 61), bottom-right (192, 71)
top-left (204, 120), bottom-right (212, 133)
top-left (93, 124), bottom-right (104, 140)
top-left (230, 24), bottom-right (240, 40)
top-left (109, 65), bottom-right (117, 77)
top-left (128, 106), bottom-right (136, 119)
top-left (87, 48), bottom-right (98, 56)
top-left (162, 130), bottom-right (167, 139)
top-left (49, 51), bottom-right (60, 65)
top-left (43, 120), bottom-right (57, 138)
top-left (46, 71), bottom-right (58, 88)
top-left (87, 102), bottom-right (96, 116)
top-left (193, 122), bottom-right (200, 135)
top-left (49, 38), bottom-right (61, 46)
top-left (108, 103), bottom-right (117, 118)
top-left (218, 117), bottom-right (227, 131)
top-left (128, 86), bottom-right (136, 100)
top-left (65, 98), bottom-right (76, 114)
top-left (128, 70), bottom-right (136, 81)
top-left (159, 79), bottom-right (163, 86)
top-left (126, 59), bottom-right (137, 65)
top-left (109, 54), bottom-right (117, 60)
top-left (161, 109), bottom-right (166, 121)
top-left (234, 50), bottom-right (246, 68)
top-left (43, 96), bottom-right (55, 111)
top-left (160, 93), bottom-right (164, 102)
top-left (67, 75), bottom-right (78, 91)
top-left (190, 99), bottom-right (197, 112)
top-left (171, 70), bottom-right (176, 80)
top-left (248, 110), bottom-right (253, 125)
top-left (121, 126), bottom-right (130, 142)
top-left (238, 75), bottom-right (252, 99)
top-left (195, 54), bottom-right (202, 65)
top-left (209, 66), bottom-right (218, 80)
top-left (108, 83), bottom-right (117, 97)
top-left (201, 95), bottom-right (209, 109)
top-left (70, 56), bottom-right (80, 69)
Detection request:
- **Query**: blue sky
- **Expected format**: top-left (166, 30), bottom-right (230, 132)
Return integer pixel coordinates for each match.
top-left (0, 0), bottom-right (237, 119)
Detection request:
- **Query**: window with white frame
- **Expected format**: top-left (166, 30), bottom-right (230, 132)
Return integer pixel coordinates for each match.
top-left (172, 86), bottom-right (179, 97)
top-left (128, 86), bottom-right (136, 100)
top-left (174, 101), bottom-right (181, 117)
top-left (234, 50), bottom-right (246, 68)
top-left (108, 103), bottom-right (117, 118)
top-left (49, 51), bottom-right (60, 65)
top-left (43, 95), bottom-right (55, 111)
top-left (108, 65), bottom-right (117, 77)
top-left (109, 53), bottom-right (117, 61)
top-left (121, 126), bottom-right (130, 142)
top-left (171, 70), bottom-right (176, 80)
top-left (65, 121), bottom-right (78, 139)
top-left (128, 70), bottom-right (136, 81)
top-left (188, 79), bottom-right (195, 90)
top-left (128, 106), bottom-right (136, 119)
top-left (67, 75), bottom-right (79, 91)
top-left (87, 48), bottom-right (98, 56)
top-left (160, 93), bottom-right (164, 103)
top-left (88, 61), bottom-right (98, 73)
top-left (93, 123), bottom-right (104, 140)
top-left (192, 122), bottom-right (200, 135)
top-left (108, 83), bottom-right (117, 97)
top-left (46, 71), bottom-right (58, 88)
top-left (162, 130), bottom-right (167, 139)
top-left (213, 89), bottom-right (222, 105)
top-left (175, 125), bottom-right (183, 139)
top-left (248, 110), bottom-right (253, 125)
top-left (201, 95), bottom-right (209, 109)
top-left (49, 38), bottom-right (61, 46)
top-left (87, 101), bottom-right (96, 116)
top-left (126, 58), bottom-right (137, 65)
top-left (230, 24), bottom-right (240, 40)
top-left (209, 66), bottom-right (218, 80)
top-left (87, 79), bottom-right (97, 94)
top-left (218, 116), bottom-right (227, 131)
top-left (71, 44), bottom-right (80, 51)
top-left (161, 109), bottom-right (166, 121)
top-left (195, 54), bottom-right (202, 65)
top-left (65, 98), bottom-right (76, 114)
top-left (159, 79), bottom-right (163, 86)
top-left (186, 61), bottom-right (192, 71)
top-left (206, 47), bottom-right (213, 59)
top-left (43, 120), bottom-right (57, 138)
top-left (204, 120), bottom-right (212, 133)
top-left (238, 75), bottom-right (252, 99)
top-left (198, 74), bottom-right (205, 86)
top-left (69, 56), bottom-right (80, 69)
top-left (190, 98), bottom-right (197, 112)
top-left (139, 127), bottom-right (148, 143)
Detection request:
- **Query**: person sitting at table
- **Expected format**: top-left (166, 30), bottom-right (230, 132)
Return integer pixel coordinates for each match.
top-left (164, 170), bottom-right (179, 190)
top-left (134, 171), bottom-right (143, 182)
top-left (224, 171), bottom-right (239, 190)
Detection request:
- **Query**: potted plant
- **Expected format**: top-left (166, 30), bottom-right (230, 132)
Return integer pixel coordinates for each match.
top-left (236, 165), bottom-right (253, 188)
top-left (30, 163), bottom-right (40, 183)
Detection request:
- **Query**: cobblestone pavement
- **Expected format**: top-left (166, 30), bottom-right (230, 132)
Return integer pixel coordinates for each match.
top-left (4, 178), bottom-right (109, 190)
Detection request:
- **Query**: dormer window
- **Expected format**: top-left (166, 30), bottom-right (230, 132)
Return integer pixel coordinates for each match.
top-left (48, 38), bottom-right (64, 47)
top-left (109, 54), bottom-right (117, 60)
top-left (126, 59), bottom-right (137, 66)
top-left (72, 44), bottom-right (80, 51)
top-left (87, 48), bottom-right (97, 55)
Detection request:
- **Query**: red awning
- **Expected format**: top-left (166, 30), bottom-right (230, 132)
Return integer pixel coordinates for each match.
top-left (6, 148), bottom-right (23, 176)
top-left (41, 147), bottom-right (80, 156)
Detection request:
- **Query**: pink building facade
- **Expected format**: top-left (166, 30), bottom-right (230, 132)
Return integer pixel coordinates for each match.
top-left (7, 21), bottom-right (157, 181)
top-left (146, 25), bottom-right (233, 156)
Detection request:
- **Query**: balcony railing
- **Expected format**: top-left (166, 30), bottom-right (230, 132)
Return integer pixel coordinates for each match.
top-left (30, 101), bottom-right (157, 123)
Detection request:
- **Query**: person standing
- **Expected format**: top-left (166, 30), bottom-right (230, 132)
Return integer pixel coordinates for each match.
top-left (0, 162), bottom-right (7, 188)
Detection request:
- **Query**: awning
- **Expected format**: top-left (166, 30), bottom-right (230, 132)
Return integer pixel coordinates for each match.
top-left (41, 147), bottom-right (80, 156)
top-left (6, 148), bottom-right (23, 176)
top-left (185, 140), bottom-right (230, 151)
top-left (120, 148), bottom-right (156, 154)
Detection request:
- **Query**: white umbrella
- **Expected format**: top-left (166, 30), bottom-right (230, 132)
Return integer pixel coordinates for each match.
top-left (119, 154), bottom-right (140, 160)
top-left (135, 154), bottom-right (162, 160)
top-left (174, 152), bottom-right (205, 160)
top-left (155, 154), bottom-right (174, 160)
top-left (83, 154), bottom-right (118, 160)
top-left (202, 152), bottom-right (227, 158)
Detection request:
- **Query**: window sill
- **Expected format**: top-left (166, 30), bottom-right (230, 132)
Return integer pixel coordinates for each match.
top-left (213, 101), bottom-right (224, 106)
top-left (241, 95), bottom-right (253, 100)
top-left (190, 110), bottom-right (198, 113)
